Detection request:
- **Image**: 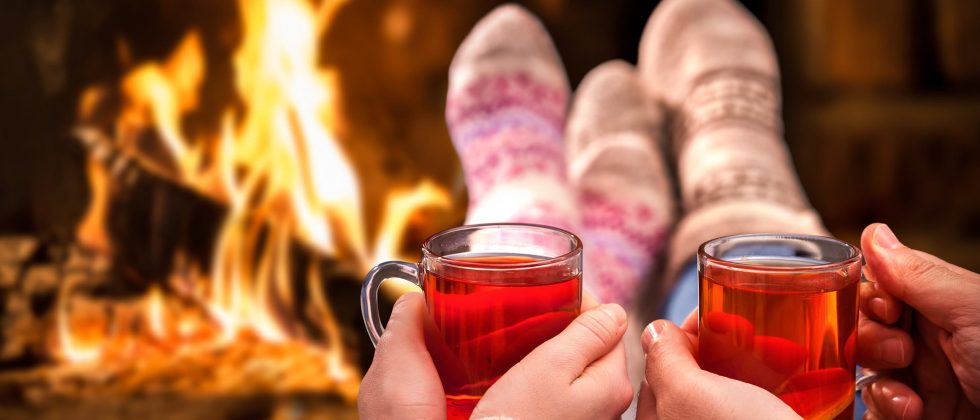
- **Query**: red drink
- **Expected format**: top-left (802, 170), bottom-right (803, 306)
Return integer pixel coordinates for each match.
top-left (699, 256), bottom-right (860, 420)
top-left (424, 253), bottom-right (581, 419)
top-left (361, 224), bottom-right (583, 419)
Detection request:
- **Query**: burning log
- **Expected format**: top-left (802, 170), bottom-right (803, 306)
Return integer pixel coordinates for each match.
top-left (0, 109), bottom-right (372, 415)
top-left (0, 231), bottom-right (365, 417)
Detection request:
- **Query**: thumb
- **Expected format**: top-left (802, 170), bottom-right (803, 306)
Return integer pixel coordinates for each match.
top-left (862, 223), bottom-right (980, 330)
top-left (368, 292), bottom-right (446, 377)
top-left (375, 292), bottom-right (427, 350)
top-left (359, 292), bottom-right (446, 418)
top-left (523, 304), bottom-right (628, 382)
top-left (642, 320), bottom-right (700, 393)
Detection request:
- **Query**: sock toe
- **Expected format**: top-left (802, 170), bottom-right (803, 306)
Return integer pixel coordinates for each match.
top-left (567, 60), bottom-right (665, 159)
top-left (638, 0), bottom-right (777, 107)
top-left (448, 4), bottom-right (568, 100)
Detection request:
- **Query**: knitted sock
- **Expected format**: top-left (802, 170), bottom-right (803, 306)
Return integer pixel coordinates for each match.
top-left (446, 4), bottom-right (578, 233)
top-left (566, 61), bottom-right (675, 306)
top-left (638, 0), bottom-right (828, 292)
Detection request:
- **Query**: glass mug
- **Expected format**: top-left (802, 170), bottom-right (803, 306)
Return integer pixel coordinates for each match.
top-left (361, 223), bottom-right (583, 419)
top-left (698, 233), bottom-right (869, 420)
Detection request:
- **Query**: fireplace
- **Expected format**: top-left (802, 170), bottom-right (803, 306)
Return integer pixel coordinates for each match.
top-left (0, 0), bottom-right (466, 417)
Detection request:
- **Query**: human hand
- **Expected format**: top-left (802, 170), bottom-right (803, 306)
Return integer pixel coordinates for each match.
top-left (358, 293), bottom-right (446, 419)
top-left (857, 223), bottom-right (980, 419)
top-left (471, 302), bottom-right (634, 419)
top-left (636, 314), bottom-right (801, 419)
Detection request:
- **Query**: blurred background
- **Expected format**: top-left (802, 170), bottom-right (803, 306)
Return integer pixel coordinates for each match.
top-left (0, 0), bottom-right (977, 418)
top-left (2, 0), bottom-right (978, 269)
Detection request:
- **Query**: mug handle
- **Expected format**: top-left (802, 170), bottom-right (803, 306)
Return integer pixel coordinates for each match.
top-left (360, 261), bottom-right (422, 347)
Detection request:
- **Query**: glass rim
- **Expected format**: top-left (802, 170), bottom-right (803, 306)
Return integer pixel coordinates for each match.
top-left (421, 222), bottom-right (583, 272)
top-left (698, 233), bottom-right (862, 274)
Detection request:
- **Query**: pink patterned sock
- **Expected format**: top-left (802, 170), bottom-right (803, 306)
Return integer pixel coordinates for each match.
top-left (446, 5), bottom-right (578, 233)
top-left (567, 61), bottom-right (675, 306)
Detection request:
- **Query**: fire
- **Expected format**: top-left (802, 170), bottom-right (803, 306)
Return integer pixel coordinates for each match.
top-left (62, 0), bottom-right (452, 396)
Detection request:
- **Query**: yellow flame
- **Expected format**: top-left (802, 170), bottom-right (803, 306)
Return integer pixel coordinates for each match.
top-left (62, 0), bottom-right (451, 382)
top-left (147, 285), bottom-right (167, 339)
top-left (75, 157), bottom-right (112, 255)
top-left (372, 180), bottom-right (453, 264)
top-left (56, 276), bottom-right (104, 363)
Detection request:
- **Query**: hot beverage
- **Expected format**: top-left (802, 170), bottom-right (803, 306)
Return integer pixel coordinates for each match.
top-left (699, 236), bottom-right (861, 420)
top-left (425, 253), bottom-right (580, 418)
top-left (361, 224), bottom-right (583, 419)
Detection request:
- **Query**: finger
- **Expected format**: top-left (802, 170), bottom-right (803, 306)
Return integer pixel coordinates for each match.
top-left (374, 292), bottom-right (428, 353)
top-left (866, 378), bottom-right (924, 420)
top-left (861, 223), bottom-right (980, 331)
top-left (573, 338), bottom-right (633, 415)
top-left (677, 308), bottom-right (700, 358)
top-left (635, 380), bottom-right (658, 419)
top-left (582, 291), bottom-right (599, 310)
top-left (859, 281), bottom-right (904, 325)
top-left (856, 313), bottom-right (914, 369)
top-left (359, 293), bottom-right (446, 415)
top-left (680, 307), bottom-right (698, 334)
top-left (525, 303), bottom-right (628, 381)
top-left (862, 387), bottom-right (882, 419)
top-left (641, 320), bottom-right (699, 393)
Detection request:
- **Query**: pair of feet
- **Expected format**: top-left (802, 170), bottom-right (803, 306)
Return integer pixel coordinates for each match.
top-left (445, 0), bottom-right (827, 308)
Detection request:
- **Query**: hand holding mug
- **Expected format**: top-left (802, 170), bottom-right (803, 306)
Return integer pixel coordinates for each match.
top-left (637, 314), bottom-right (801, 419)
top-left (358, 293), bottom-right (446, 419)
top-left (857, 223), bottom-right (980, 419)
top-left (473, 300), bottom-right (633, 419)
top-left (358, 293), bottom-right (633, 419)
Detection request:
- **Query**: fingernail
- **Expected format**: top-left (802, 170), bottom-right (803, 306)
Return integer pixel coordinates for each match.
top-left (874, 224), bottom-right (902, 250)
top-left (599, 304), bottom-right (626, 327)
top-left (878, 337), bottom-right (906, 365)
top-left (641, 320), bottom-right (665, 352)
top-left (870, 297), bottom-right (889, 320)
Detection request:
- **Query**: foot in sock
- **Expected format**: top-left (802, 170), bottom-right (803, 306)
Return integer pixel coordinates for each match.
top-left (566, 60), bottom-right (675, 307)
top-left (446, 4), bottom-right (578, 232)
top-left (638, 0), bottom-right (828, 290)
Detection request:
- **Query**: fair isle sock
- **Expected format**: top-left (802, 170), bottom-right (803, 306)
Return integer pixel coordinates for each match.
top-left (566, 61), bottom-right (675, 306)
top-left (445, 5), bottom-right (579, 233)
top-left (638, 0), bottom-right (828, 289)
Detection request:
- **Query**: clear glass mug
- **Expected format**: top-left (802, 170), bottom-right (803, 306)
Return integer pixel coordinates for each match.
top-left (361, 223), bottom-right (583, 419)
top-left (698, 233), bottom-right (877, 420)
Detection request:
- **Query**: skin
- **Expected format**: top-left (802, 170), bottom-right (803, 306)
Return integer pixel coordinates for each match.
top-left (857, 223), bottom-right (980, 420)
top-left (636, 312), bottom-right (801, 420)
top-left (638, 223), bottom-right (980, 420)
top-left (357, 293), bottom-right (633, 419)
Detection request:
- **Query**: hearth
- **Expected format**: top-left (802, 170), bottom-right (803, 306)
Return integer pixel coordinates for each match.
top-left (0, 0), bottom-right (463, 418)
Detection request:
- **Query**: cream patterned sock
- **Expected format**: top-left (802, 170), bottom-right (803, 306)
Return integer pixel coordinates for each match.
top-left (638, 0), bottom-right (829, 292)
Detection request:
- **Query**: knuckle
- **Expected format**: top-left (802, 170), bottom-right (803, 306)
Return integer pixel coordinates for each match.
top-left (643, 349), bottom-right (686, 396)
top-left (612, 378), bottom-right (634, 412)
top-left (898, 255), bottom-right (948, 297)
top-left (577, 312), bottom-right (616, 346)
top-left (901, 254), bottom-right (944, 283)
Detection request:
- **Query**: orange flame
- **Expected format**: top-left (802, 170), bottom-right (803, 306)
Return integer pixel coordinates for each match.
top-left (62, 0), bottom-right (452, 383)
